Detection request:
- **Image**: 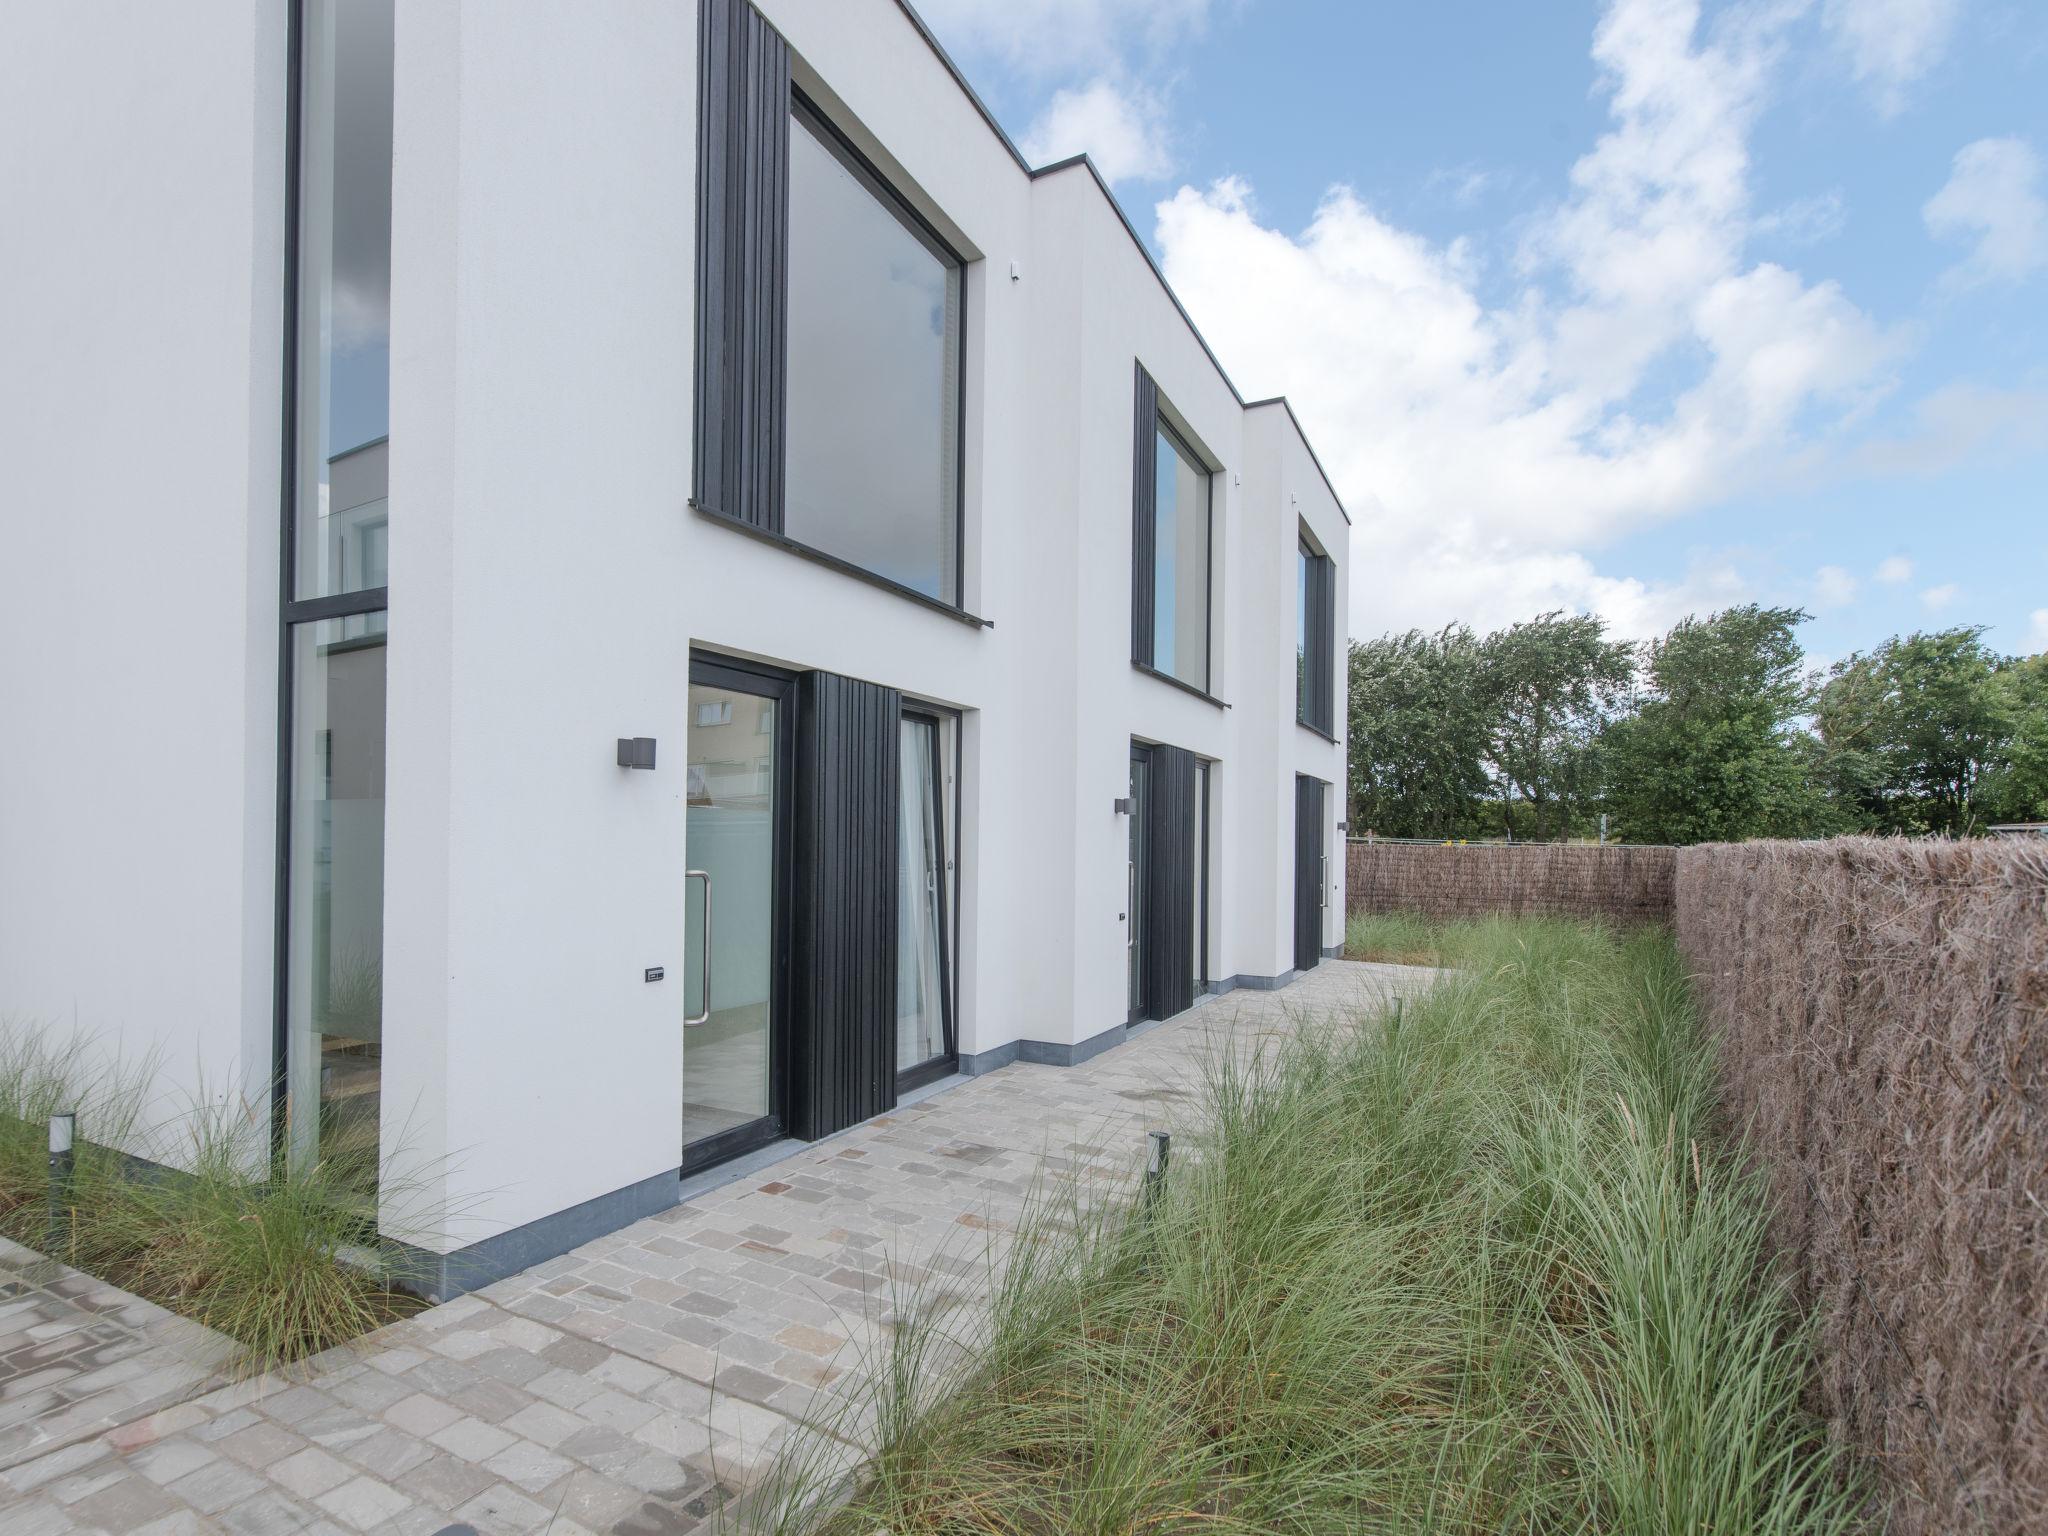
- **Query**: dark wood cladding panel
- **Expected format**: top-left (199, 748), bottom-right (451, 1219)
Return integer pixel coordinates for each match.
top-left (1295, 775), bottom-right (1326, 973)
top-left (789, 672), bottom-right (901, 1138)
top-left (1131, 363), bottom-right (1159, 665)
top-left (1306, 552), bottom-right (1336, 734)
top-left (1145, 744), bottom-right (1197, 1020)
top-left (693, 0), bottom-right (788, 531)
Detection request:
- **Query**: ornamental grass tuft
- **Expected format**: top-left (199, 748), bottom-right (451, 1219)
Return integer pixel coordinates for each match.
top-left (0, 1020), bottom-right (430, 1374)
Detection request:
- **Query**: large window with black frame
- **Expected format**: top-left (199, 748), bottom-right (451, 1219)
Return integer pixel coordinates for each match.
top-left (1130, 367), bottom-right (1215, 694)
top-left (694, 1), bottom-right (971, 614)
top-left (785, 95), bottom-right (965, 605)
top-left (1297, 532), bottom-right (1336, 735)
top-left (280, 0), bottom-right (393, 1194)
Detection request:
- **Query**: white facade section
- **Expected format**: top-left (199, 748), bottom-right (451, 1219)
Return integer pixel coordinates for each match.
top-left (0, 3), bottom-right (286, 1128)
top-left (0, 0), bottom-right (1350, 1262)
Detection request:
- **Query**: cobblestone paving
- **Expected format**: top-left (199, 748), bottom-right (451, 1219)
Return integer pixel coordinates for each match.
top-left (0, 1240), bottom-right (236, 1475)
top-left (0, 961), bottom-right (1433, 1535)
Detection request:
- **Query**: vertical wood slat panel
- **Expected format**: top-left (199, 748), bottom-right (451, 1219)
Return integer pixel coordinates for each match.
top-left (1294, 776), bottom-right (1326, 972)
top-left (1146, 744), bottom-right (1197, 1020)
top-left (1131, 364), bottom-right (1159, 665)
top-left (693, 0), bottom-right (788, 531)
top-left (790, 672), bottom-right (901, 1139)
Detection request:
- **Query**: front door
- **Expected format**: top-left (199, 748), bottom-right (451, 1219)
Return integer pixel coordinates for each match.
top-left (1294, 775), bottom-right (1327, 973)
top-left (683, 657), bottom-right (793, 1172)
top-left (1128, 745), bottom-right (1151, 1023)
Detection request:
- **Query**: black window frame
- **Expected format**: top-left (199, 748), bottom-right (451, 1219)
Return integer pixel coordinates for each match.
top-left (681, 651), bottom-right (799, 1176)
top-left (732, 85), bottom-right (972, 615)
top-left (1130, 370), bottom-right (1220, 704)
top-left (895, 701), bottom-right (961, 1094)
top-left (1297, 533), bottom-right (1336, 739)
top-left (273, 0), bottom-right (396, 1166)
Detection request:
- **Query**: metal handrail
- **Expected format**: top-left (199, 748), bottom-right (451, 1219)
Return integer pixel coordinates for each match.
top-left (684, 869), bottom-right (712, 1027)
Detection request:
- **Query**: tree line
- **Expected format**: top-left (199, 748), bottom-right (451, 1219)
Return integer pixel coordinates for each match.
top-left (1346, 606), bottom-right (2047, 844)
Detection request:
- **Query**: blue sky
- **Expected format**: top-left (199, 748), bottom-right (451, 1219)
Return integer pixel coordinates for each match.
top-left (915, 0), bottom-right (2047, 666)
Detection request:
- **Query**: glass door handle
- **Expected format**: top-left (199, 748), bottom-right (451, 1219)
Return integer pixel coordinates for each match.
top-left (685, 869), bottom-right (712, 1027)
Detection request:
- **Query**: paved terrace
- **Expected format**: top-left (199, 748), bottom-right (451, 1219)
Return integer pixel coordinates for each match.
top-left (0, 960), bottom-right (1434, 1536)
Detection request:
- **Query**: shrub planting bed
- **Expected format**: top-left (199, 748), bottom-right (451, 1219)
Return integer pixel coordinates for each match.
top-left (755, 921), bottom-right (1867, 1534)
top-left (0, 1027), bottom-right (426, 1374)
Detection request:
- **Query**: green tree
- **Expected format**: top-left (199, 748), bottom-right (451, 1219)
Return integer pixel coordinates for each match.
top-left (1980, 652), bottom-right (2048, 823)
top-left (1346, 626), bottom-right (1492, 838)
top-left (1605, 605), bottom-right (1840, 843)
top-left (1478, 611), bottom-right (1635, 841)
top-left (1815, 627), bottom-right (2015, 834)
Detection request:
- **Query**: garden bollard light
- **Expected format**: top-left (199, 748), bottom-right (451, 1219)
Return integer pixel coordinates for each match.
top-left (48, 1112), bottom-right (75, 1256)
top-left (1144, 1129), bottom-right (1171, 1209)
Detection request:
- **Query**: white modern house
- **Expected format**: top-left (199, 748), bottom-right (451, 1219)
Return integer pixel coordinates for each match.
top-left (0, 0), bottom-right (1350, 1294)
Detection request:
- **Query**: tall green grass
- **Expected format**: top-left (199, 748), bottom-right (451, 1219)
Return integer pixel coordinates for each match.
top-left (749, 921), bottom-right (1866, 1534)
top-left (0, 1021), bottom-right (430, 1372)
top-left (1344, 908), bottom-right (1522, 966)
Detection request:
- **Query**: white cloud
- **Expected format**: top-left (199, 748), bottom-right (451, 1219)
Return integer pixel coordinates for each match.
top-left (1814, 564), bottom-right (1859, 607)
top-left (1753, 189), bottom-right (1847, 246)
top-left (1425, 164), bottom-right (1499, 209)
top-left (1020, 76), bottom-right (1172, 183)
top-left (2029, 609), bottom-right (2048, 652)
top-left (1857, 381), bottom-right (2048, 474)
top-left (911, 0), bottom-right (1214, 78)
top-left (1153, 0), bottom-right (1900, 639)
top-left (1821, 0), bottom-right (1962, 115)
top-left (1921, 581), bottom-right (1961, 611)
top-left (1923, 137), bottom-right (2048, 289)
top-left (1876, 554), bottom-right (1914, 584)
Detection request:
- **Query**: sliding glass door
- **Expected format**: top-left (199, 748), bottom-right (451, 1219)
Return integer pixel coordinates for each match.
top-left (897, 708), bottom-right (957, 1088)
top-left (683, 658), bottom-right (792, 1170)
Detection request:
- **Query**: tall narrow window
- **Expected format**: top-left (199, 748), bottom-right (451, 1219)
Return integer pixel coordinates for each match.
top-left (1298, 536), bottom-right (1335, 735)
top-left (1130, 367), bottom-right (1213, 694)
top-left (784, 98), bottom-right (964, 603)
top-left (282, 0), bottom-right (393, 1191)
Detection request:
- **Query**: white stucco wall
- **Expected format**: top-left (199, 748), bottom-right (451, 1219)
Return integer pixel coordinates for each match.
top-left (0, 3), bottom-right (285, 1140)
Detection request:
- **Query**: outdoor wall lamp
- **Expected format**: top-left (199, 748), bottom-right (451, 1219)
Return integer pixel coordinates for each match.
top-left (616, 737), bottom-right (657, 770)
top-left (1113, 796), bottom-right (1133, 815)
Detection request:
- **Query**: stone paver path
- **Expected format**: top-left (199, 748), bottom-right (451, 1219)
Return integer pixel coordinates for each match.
top-left (0, 1241), bottom-right (236, 1475)
top-left (0, 960), bottom-right (1432, 1535)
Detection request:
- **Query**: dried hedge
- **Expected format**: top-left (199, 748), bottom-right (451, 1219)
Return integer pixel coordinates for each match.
top-left (1676, 838), bottom-right (2048, 1536)
top-left (1346, 840), bottom-right (1675, 925)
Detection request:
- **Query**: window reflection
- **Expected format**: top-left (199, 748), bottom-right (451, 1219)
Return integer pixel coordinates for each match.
top-left (784, 102), bottom-right (962, 603)
top-left (1152, 426), bottom-right (1211, 690)
top-left (295, 0), bottom-right (393, 601)
top-left (683, 685), bottom-right (777, 1149)
top-left (897, 716), bottom-right (948, 1072)
top-left (286, 620), bottom-right (387, 1186)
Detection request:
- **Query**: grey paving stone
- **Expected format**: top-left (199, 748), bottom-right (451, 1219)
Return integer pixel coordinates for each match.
top-left (215, 1419), bottom-right (306, 1468)
top-left (394, 1452), bottom-right (498, 1512)
top-left (343, 1425), bottom-right (435, 1481)
top-left (268, 1444), bottom-right (356, 1500)
top-left (64, 1472), bottom-right (181, 1533)
top-left (315, 1472), bottom-right (414, 1531)
top-left (450, 1480), bottom-right (553, 1534)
